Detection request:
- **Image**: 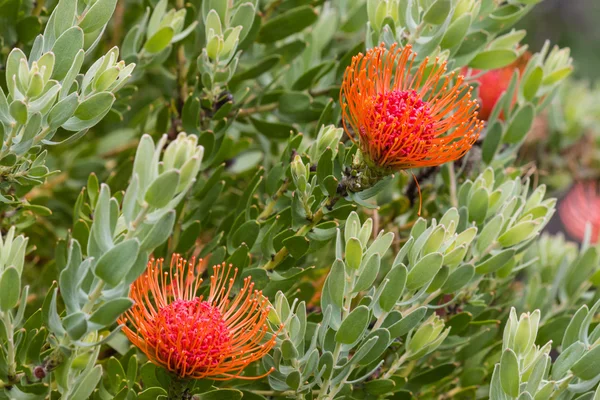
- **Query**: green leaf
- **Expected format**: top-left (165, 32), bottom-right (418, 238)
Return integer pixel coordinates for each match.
top-left (145, 170), bottom-right (180, 208)
top-left (469, 49), bottom-right (518, 70)
top-left (423, 0), bottom-right (451, 24)
top-left (447, 312), bottom-right (473, 334)
top-left (283, 235), bottom-right (309, 260)
top-left (542, 67), bottom-right (572, 86)
top-left (63, 311), bottom-right (88, 339)
top-left (286, 370), bottom-right (301, 390)
top-left (144, 26), bottom-right (174, 54)
top-left (498, 221), bottom-right (538, 247)
top-left (441, 14), bottom-right (471, 49)
top-left (522, 66), bottom-right (543, 101)
top-left (441, 264), bottom-right (474, 293)
top-left (292, 61), bottom-right (335, 91)
top-left (476, 214), bottom-right (504, 254)
top-left (356, 329), bottom-right (391, 366)
top-left (335, 305), bottom-right (370, 344)
top-left (279, 91), bottom-right (311, 114)
top-left (379, 265), bottom-right (407, 312)
top-left (139, 210), bottom-right (176, 252)
top-left (482, 121), bottom-right (504, 164)
top-left (468, 187), bottom-right (489, 225)
top-left (571, 344), bottom-right (600, 381)
top-left (0, 267), bottom-right (21, 311)
top-left (70, 365), bottom-right (103, 400)
top-left (503, 104), bottom-right (535, 144)
top-left (365, 379), bottom-right (396, 395)
top-left (78, 0), bottom-right (118, 33)
top-left (52, 0), bottom-right (77, 38)
top-left (281, 338), bottom-right (299, 360)
top-left (489, 30), bottom-right (526, 50)
top-left (327, 259), bottom-right (346, 308)
top-left (423, 225), bottom-right (445, 255)
top-left (22, 112), bottom-right (42, 142)
top-left (231, 3), bottom-right (255, 41)
top-left (232, 55), bottom-right (281, 82)
top-left (73, 92), bottom-right (116, 120)
top-left (552, 341), bottom-right (586, 380)
top-left (250, 117), bottom-right (297, 139)
top-left (48, 92), bottom-right (79, 129)
top-left (257, 6), bottom-right (318, 44)
top-left (89, 298), bottom-right (134, 326)
top-left (475, 249), bottom-right (516, 274)
top-left (500, 349), bottom-right (520, 397)
top-left (95, 239), bottom-right (141, 286)
top-left (51, 26), bottom-right (84, 80)
top-left (406, 252), bottom-right (443, 291)
top-left (489, 365), bottom-right (506, 400)
top-left (389, 307), bottom-right (427, 338)
top-left (346, 237), bottom-right (363, 270)
top-left (562, 306), bottom-right (588, 349)
top-left (9, 100), bottom-right (27, 125)
top-left (353, 254), bottom-right (380, 293)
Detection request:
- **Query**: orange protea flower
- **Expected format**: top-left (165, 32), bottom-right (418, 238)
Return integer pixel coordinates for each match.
top-left (118, 255), bottom-right (278, 380)
top-left (467, 52), bottom-right (531, 120)
top-left (559, 181), bottom-right (600, 244)
top-left (341, 43), bottom-right (483, 172)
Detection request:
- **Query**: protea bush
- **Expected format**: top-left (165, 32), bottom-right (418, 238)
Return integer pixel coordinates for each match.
top-left (1, 0), bottom-right (599, 399)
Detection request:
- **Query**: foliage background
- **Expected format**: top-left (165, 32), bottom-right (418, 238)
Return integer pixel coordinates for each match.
top-left (1, 0), bottom-right (600, 399)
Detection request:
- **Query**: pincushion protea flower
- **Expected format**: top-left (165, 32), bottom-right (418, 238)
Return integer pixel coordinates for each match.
top-left (468, 52), bottom-right (530, 120)
top-left (341, 43), bottom-right (483, 173)
top-left (118, 255), bottom-right (278, 380)
top-left (559, 181), bottom-right (600, 243)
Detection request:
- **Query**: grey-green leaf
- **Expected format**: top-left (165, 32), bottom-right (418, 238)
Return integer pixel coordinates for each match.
top-left (406, 252), bottom-right (443, 291)
top-left (335, 305), bottom-right (370, 344)
top-left (0, 267), bottom-right (21, 311)
top-left (144, 170), bottom-right (180, 209)
top-left (95, 239), bottom-right (140, 286)
top-left (500, 349), bottom-right (520, 397)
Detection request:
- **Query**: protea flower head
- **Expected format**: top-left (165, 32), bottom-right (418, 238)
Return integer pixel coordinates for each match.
top-left (559, 181), bottom-right (600, 243)
top-left (119, 255), bottom-right (278, 380)
top-left (341, 43), bottom-right (483, 173)
top-left (468, 52), bottom-right (530, 120)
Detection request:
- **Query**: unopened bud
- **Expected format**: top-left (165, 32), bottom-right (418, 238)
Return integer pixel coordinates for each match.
top-left (314, 125), bottom-right (344, 159)
top-left (291, 155), bottom-right (308, 193)
top-left (408, 314), bottom-right (445, 355)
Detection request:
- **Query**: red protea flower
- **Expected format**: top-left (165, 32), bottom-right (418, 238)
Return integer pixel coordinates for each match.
top-left (468, 52), bottom-right (530, 120)
top-left (559, 181), bottom-right (600, 243)
top-left (118, 255), bottom-right (278, 380)
top-left (341, 43), bottom-right (483, 172)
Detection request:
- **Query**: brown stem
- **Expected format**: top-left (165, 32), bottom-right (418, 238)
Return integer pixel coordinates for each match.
top-left (110, 0), bottom-right (126, 47)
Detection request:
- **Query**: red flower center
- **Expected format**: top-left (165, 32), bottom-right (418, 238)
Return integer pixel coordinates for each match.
top-left (152, 298), bottom-right (231, 372)
top-left (369, 90), bottom-right (435, 156)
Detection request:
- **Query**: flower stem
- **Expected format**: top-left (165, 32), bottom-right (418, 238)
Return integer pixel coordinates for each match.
top-left (237, 103), bottom-right (278, 117)
top-left (257, 180), bottom-right (289, 222)
top-left (1, 311), bottom-right (16, 382)
top-left (382, 353), bottom-right (408, 379)
top-left (261, 206), bottom-right (324, 271)
top-left (448, 162), bottom-right (458, 208)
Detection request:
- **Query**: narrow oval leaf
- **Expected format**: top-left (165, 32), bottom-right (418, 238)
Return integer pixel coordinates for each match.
top-left (406, 252), bottom-right (444, 291)
top-left (0, 267), bottom-right (21, 311)
top-left (335, 305), bottom-right (370, 344)
top-left (500, 349), bottom-right (520, 397)
top-left (95, 239), bottom-right (140, 286)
